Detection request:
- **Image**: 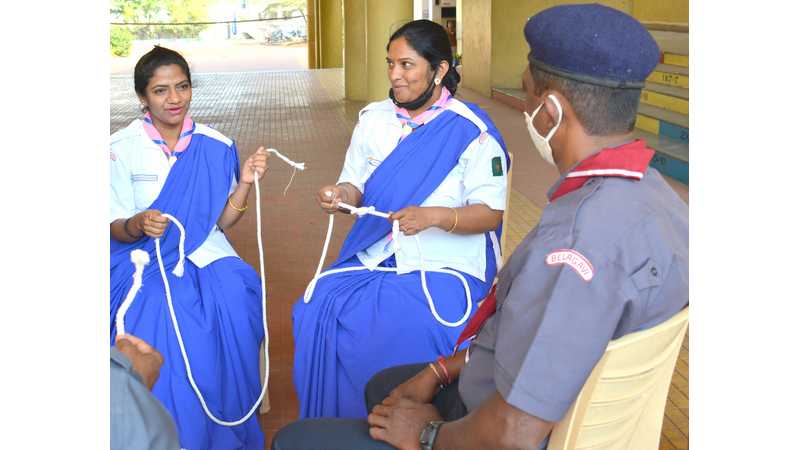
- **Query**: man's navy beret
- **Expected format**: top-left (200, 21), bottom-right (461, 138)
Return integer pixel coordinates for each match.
top-left (524, 3), bottom-right (660, 89)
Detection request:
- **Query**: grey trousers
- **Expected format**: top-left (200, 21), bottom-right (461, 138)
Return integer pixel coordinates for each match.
top-left (271, 363), bottom-right (467, 450)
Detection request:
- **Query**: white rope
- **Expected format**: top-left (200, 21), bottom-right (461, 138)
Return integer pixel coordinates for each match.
top-left (266, 148), bottom-right (305, 171)
top-left (266, 148), bottom-right (305, 196)
top-left (304, 197), bottom-right (472, 328)
top-left (156, 208), bottom-right (268, 426)
top-left (116, 249), bottom-right (150, 337)
top-left (114, 149), bottom-right (305, 426)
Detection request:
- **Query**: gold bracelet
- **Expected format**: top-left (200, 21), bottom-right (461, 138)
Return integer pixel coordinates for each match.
top-left (446, 207), bottom-right (458, 233)
top-left (228, 196), bottom-right (248, 212)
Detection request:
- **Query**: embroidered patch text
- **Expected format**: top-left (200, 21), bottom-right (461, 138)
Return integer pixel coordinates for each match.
top-left (546, 249), bottom-right (594, 281)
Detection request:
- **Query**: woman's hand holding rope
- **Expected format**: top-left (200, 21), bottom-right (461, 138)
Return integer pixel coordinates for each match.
top-left (137, 209), bottom-right (169, 239)
top-left (318, 185), bottom-right (344, 213)
top-left (389, 206), bottom-right (456, 236)
top-left (240, 146), bottom-right (270, 184)
top-left (317, 183), bottom-right (362, 214)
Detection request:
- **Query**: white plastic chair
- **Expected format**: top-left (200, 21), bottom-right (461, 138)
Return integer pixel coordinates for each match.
top-left (547, 307), bottom-right (689, 450)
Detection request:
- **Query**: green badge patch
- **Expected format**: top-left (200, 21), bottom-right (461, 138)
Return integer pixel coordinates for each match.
top-left (491, 156), bottom-right (503, 176)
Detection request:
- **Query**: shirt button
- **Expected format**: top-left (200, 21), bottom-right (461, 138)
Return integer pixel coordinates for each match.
top-left (650, 266), bottom-right (658, 277)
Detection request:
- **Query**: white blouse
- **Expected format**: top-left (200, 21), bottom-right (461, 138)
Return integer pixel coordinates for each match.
top-left (110, 120), bottom-right (239, 268)
top-left (337, 98), bottom-right (508, 282)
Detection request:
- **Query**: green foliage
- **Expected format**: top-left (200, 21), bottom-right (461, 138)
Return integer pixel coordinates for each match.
top-left (110, 26), bottom-right (134, 56)
top-left (110, 0), bottom-right (211, 40)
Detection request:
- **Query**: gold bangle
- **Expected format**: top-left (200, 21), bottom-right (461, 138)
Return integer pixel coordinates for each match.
top-left (228, 196), bottom-right (248, 212)
top-left (428, 362), bottom-right (446, 389)
top-left (446, 207), bottom-right (458, 233)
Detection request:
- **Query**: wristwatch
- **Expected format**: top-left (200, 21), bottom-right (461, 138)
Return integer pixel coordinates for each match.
top-left (419, 420), bottom-right (445, 450)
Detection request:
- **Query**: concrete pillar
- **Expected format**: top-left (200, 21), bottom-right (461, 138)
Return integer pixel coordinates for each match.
top-left (320, 0), bottom-right (344, 68)
top-left (307, 0), bottom-right (319, 69)
top-left (366, 0), bottom-right (413, 101)
top-left (344, 0), bottom-right (368, 100)
top-left (344, 0), bottom-right (413, 101)
top-left (456, 0), bottom-right (463, 55)
top-left (461, 0), bottom-right (492, 97)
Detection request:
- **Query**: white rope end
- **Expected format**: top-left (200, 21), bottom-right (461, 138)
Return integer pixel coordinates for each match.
top-left (130, 249), bottom-right (150, 267)
top-left (392, 220), bottom-right (401, 252)
top-left (172, 259), bottom-right (185, 277)
top-left (267, 148), bottom-right (306, 171)
top-left (303, 281), bottom-right (315, 303)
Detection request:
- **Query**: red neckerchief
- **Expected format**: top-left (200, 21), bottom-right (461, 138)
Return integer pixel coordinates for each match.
top-left (453, 285), bottom-right (497, 354)
top-left (549, 139), bottom-right (655, 202)
top-left (453, 140), bottom-right (654, 354)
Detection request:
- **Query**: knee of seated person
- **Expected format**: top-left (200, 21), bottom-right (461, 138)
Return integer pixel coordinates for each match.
top-left (271, 420), bottom-right (303, 450)
top-left (273, 418), bottom-right (382, 450)
top-left (364, 366), bottom-right (397, 409)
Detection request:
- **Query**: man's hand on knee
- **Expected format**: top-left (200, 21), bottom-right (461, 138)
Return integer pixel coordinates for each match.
top-left (368, 397), bottom-right (442, 450)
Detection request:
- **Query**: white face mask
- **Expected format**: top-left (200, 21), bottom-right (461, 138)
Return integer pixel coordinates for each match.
top-left (523, 94), bottom-right (563, 167)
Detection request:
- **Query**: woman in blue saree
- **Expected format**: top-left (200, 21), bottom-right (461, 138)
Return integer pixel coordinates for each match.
top-left (109, 46), bottom-right (268, 449)
top-left (294, 20), bottom-right (510, 419)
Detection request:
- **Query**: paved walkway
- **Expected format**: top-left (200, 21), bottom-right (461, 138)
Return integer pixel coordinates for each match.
top-left (110, 69), bottom-right (688, 449)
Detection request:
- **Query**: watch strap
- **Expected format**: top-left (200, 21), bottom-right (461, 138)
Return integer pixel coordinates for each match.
top-left (419, 420), bottom-right (445, 450)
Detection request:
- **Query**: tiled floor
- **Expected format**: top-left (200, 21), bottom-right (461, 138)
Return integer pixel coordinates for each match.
top-left (111, 69), bottom-right (688, 449)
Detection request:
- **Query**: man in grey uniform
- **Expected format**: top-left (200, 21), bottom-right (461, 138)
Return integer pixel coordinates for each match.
top-left (272, 4), bottom-right (688, 449)
top-left (111, 334), bottom-right (180, 450)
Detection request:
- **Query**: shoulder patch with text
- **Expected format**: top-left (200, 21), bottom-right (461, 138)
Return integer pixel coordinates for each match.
top-left (546, 249), bottom-right (595, 281)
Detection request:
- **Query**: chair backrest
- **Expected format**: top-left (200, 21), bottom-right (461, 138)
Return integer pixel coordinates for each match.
top-left (499, 152), bottom-right (514, 262)
top-left (547, 307), bottom-right (689, 450)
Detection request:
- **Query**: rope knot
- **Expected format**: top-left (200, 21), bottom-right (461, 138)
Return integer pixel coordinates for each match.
top-left (351, 206), bottom-right (375, 217)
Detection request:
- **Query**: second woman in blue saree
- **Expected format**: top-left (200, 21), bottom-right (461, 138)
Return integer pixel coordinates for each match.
top-left (293, 20), bottom-right (510, 419)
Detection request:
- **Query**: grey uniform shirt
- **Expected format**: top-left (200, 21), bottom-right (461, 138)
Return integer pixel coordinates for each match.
top-left (459, 167), bottom-right (688, 425)
top-left (111, 348), bottom-right (180, 450)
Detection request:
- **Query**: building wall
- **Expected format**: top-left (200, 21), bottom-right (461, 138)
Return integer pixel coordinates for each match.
top-left (460, 0), bottom-right (492, 96)
top-left (632, 0), bottom-right (689, 24)
top-left (485, 0), bottom-right (687, 90)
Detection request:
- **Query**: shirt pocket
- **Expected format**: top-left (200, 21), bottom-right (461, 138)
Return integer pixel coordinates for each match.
top-left (631, 258), bottom-right (663, 291)
top-left (361, 156), bottom-right (382, 185)
top-left (628, 257), bottom-right (664, 313)
top-left (131, 173), bottom-right (161, 210)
